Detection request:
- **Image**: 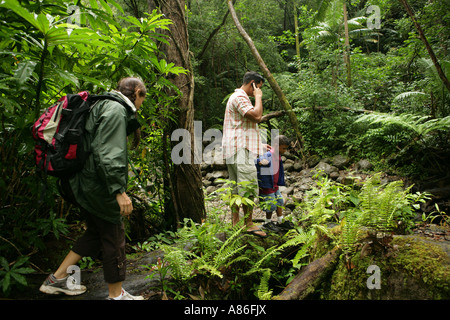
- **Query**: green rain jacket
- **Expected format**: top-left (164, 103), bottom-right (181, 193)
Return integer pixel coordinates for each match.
top-left (69, 91), bottom-right (138, 224)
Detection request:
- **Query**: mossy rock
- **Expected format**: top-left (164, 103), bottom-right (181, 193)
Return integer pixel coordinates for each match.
top-left (321, 234), bottom-right (450, 300)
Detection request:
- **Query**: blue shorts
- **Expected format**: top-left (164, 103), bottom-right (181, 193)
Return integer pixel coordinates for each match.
top-left (259, 189), bottom-right (284, 213)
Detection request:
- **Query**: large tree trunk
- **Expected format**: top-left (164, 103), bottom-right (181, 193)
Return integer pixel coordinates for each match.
top-left (227, 0), bottom-right (306, 158)
top-left (148, 0), bottom-right (206, 225)
top-left (398, 0), bottom-right (450, 91)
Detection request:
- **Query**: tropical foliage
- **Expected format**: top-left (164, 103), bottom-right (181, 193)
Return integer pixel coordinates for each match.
top-left (0, 0), bottom-right (448, 297)
top-left (0, 0), bottom-right (184, 295)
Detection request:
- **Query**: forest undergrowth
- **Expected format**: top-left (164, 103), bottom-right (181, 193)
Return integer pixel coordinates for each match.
top-left (129, 172), bottom-right (440, 300)
top-left (1, 0), bottom-right (449, 299)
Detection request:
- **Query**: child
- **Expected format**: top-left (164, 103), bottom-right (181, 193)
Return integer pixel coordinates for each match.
top-left (255, 135), bottom-right (291, 231)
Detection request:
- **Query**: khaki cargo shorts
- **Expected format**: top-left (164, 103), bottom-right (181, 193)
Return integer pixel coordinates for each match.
top-left (225, 148), bottom-right (258, 198)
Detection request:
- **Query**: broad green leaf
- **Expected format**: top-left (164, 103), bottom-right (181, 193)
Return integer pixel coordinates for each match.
top-left (10, 272), bottom-right (27, 286)
top-left (88, 0), bottom-right (99, 9)
top-left (120, 15), bottom-right (143, 28)
top-left (14, 60), bottom-right (37, 84)
top-left (46, 26), bottom-right (104, 47)
top-left (35, 13), bottom-right (53, 34)
top-left (2, 273), bottom-right (10, 292)
top-left (98, 0), bottom-right (113, 16)
top-left (0, 257), bottom-right (9, 271)
top-left (49, 69), bottom-right (79, 88)
top-left (108, 0), bottom-right (125, 14)
top-left (0, 0), bottom-right (40, 31)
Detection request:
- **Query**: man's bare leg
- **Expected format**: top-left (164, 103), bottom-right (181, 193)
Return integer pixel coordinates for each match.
top-left (243, 204), bottom-right (266, 237)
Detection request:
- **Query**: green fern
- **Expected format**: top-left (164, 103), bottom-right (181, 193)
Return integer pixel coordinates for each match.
top-left (393, 91), bottom-right (427, 102)
top-left (297, 173), bottom-right (347, 225)
top-left (290, 228), bottom-right (318, 268)
top-left (213, 224), bottom-right (248, 269)
top-left (159, 218), bottom-right (249, 281)
top-left (339, 172), bottom-right (428, 253)
top-left (190, 223), bottom-right (248, 279)
top-left (242, 228), bottom-right (317, 300)
top-left (256, 269), bottom-right (273, 300)
top-left (376, 180), bottom-right (406, 232)
top-left (246, 228), bottom-right (317, 274)
top-left (356, 112), bottom-right (450, 137)
top-left (159, 245), bottom-right (194, 282)
top-left (357, 173), bottom-right (412, 233)
top-left (358, 174), bottom-right (380, 230)
top-left (340, 209), bottom-right (361, 255)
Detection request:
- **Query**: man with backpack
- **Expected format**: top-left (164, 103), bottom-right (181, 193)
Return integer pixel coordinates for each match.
top-left (39, 77), bottom-right (146, 300)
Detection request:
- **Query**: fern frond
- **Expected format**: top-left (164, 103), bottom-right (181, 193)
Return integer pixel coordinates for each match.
top-left (256, 269), bottom-right (273, 300)
top-left (393, 91), bottom-right (427, 102)
top-left (246, 228), bottom-right (316, 274)
top-left (359, 173), bottom-right (381, 229)
top-left (356, 113), bottom-right (450, 137)
top-left (376, 180), bottom-right (404, 232)
top-left (210, 224), bottom-right (247, 270)
top-left (290, 233), bottom-right (317, 268)
top-left (340, 209), bottom-right (361, 254)
top-left (195, 261), bottom-right (223, 278)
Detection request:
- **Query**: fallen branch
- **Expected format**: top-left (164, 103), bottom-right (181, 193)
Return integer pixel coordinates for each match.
top-left (274, 247), bottom-right (340, 300)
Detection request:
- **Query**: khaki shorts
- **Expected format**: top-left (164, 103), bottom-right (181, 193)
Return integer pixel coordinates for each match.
top-left (226, 148), bottom-right (258, 198)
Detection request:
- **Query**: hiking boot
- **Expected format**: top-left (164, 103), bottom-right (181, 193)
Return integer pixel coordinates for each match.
top-left (277, 220), bottom-right (295, 231)
top-left (108, 289), bottom-right (145, 300)
top-left (39, 273), bottom-right (87, 296)
top-left (262, 221), bottom-right (282, 233)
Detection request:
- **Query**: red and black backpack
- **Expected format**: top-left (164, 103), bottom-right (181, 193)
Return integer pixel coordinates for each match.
top-left (32, 91), bottom-right (131, 178)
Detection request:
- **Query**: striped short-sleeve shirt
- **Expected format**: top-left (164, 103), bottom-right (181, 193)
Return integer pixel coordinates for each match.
top-left (222, 89), bottom-right (263, 159)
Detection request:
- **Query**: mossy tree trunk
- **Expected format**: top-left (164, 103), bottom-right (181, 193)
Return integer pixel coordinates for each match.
top-left (148, 0), bottom-right (206, 226)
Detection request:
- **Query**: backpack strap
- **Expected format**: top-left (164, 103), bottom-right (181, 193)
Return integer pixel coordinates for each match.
top-left (90, 95), bottom-right (141, 136)
top-left (55, 95), bottom-right (132, 143)
top-left (88, 95), bottom-right (133, 113)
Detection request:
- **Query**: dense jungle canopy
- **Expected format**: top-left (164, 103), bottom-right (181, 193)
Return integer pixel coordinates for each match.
top-left (0, 0), bottom-right (449, 300)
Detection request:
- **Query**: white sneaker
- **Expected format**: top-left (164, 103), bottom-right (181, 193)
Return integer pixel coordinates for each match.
top-left (39, 274), bottom-right (87, 296)
top-left (109, 289), bottom-right (144, 300)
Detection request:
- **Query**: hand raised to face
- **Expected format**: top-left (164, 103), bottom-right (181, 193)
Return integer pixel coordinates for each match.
top-left (252, 82), bottom-right (262, 99)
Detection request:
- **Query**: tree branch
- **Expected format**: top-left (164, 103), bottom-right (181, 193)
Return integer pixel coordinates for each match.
top-left (398, 0), bottom-right (450, 91)
top-left (227, 0), bottom-right (306, 157)
top-left (197, 2), bottom-right (234, 60)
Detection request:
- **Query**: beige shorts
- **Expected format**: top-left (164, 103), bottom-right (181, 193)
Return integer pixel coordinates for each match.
top-left (226, 148), bottom-right (258, 197)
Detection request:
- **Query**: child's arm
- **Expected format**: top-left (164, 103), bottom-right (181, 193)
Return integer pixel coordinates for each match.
top-left (256, 154), bottom-right (270, 166)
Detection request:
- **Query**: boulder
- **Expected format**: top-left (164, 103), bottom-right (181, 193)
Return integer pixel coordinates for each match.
top-left (313, 161), bottom-right (339, 176)
top-left (306, 154), bottom-right (321, 168)
top-left (331, 155), bottom-right (350, 169)
top-left (293, 162), bottom-right (303, 171)
top-left (283, 159), bottom-right (295, 171)
top-left (325, 234), bottom-right (450, 300)
top-left (356, 159), bottom-right (373, 172)
top-left (276, 231), bottom-right (450, 300)
top-left (205, 170), bottom-right (228, 181)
